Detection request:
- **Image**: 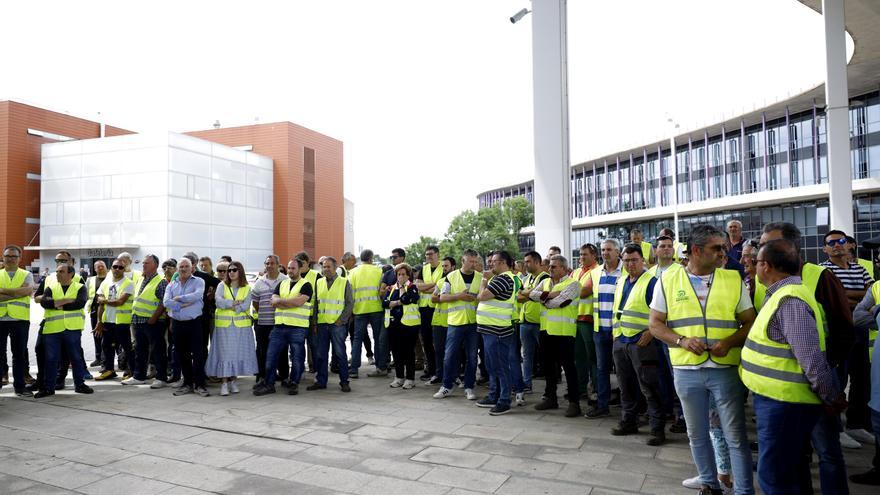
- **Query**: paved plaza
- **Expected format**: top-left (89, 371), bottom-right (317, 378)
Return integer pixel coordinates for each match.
top-left (0, 325), bottom-right (876, 495)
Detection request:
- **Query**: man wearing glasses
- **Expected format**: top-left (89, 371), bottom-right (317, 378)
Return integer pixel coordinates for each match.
top-left (415, 246), bottom-right (443, 382)
top-left (0, 245), bottom-right (35, 396)
top-left (124, 254), bottom-right (170, 389)
top-left (821, 230), bottom-right (873, 309)
top-left (252, 255), bottom-right (288, 384)
top-left (94, 260), bottom-right (135, 381)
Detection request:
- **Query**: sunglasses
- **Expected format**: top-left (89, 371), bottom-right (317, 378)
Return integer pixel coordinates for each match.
top-left (111, 265), bottom-right (125, 270)
top-left (228, 268), bottom-right (239, 273)
top-left (825, 238), bottom-right (847, 247)
top-left (217, 268), bottom-right (228, 273)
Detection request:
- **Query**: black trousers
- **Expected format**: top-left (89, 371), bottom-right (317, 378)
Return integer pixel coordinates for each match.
top-left (388, 321), bottom-right (418, 380)
top-left (418, 307), bottom-right (436, 375)
top-left (90, 311), bottom-right (102, 361)
top-left (101, 322), bottom-right (134, 373)
top-left (255, 324), bottom-right (289, 381)
top-left (172, 317), bottom-right (205, 388)
top-left (539, 331), bottom-right (579, 404)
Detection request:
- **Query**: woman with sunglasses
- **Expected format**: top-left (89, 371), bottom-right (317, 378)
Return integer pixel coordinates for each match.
top-left (205, 261), bottom-right (257, 396)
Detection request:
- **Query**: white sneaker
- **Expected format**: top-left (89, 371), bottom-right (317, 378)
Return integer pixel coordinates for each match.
top-left (170, 378), bottom-right (184, 388)
top-left (464, 388), bottom-right (477, 400)
top-left (681, 475), bottom-right (701, 489)
top-left (846, 428), bottom-right (875, 445)
top-left (402, 379), bottom-right (415, 389)
top-left (220, 382), bottom-right (229, 396)
top-left (515, 392), bottom-right (525, 406)
top-left (433, 386), bottom-right (452, 399)
top-left (389, 378), bottom-right (404, 388)
top-left (840, 431), bottom-right (862, 449)
top-left (149, 380), bottom-right (167, 389)
top-left (121, 377), bottom-right (145, 386)
top-left (721, 483), bottom-right (734, 495)
top-left (229, 380), bottom-right (240, 394)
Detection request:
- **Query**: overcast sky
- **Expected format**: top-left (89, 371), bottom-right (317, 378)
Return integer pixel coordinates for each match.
top-left (1, 0), bottom-right (838, 256)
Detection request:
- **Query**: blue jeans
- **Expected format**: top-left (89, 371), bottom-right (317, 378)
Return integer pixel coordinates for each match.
top-left (753, 394), bottom-right (821, 495)
top-left (443, 323), bottom-right (477, 390)
top-left (264, 325), bottom-right (306, 386)
top-left (674, 367), bottom-right (754, 495)
top-left (872, 408), bottom-right (880, 470)
top-left (810, 376), bottom-right (849, 495)
top-left (656, 339), bottom-right (681, 418)
top-left (43, 330), bottom-right (87, 390)
top-left (432, 326), bottom-right (447, 382)
top-left (316, 324), bottom-right (349, 386)
top-left (508, 328), bottom-right (524, 393)
top-left (593, 330), bottom-right (613, 410)
top-left (352, 312), bottom-right (387, 373)
top-left (482, 333), bottom-right (512, 407)
top-left (519, 322), bottom-right (540, 389)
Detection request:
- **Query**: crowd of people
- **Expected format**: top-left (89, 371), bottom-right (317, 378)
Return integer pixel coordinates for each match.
top-left (0, 219), bottom-right (879, 494)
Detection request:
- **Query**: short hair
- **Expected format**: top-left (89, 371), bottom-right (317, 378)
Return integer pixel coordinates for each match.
top-left (360, 249), bottom-right (374, 262)
top-left (824, 229), bottom-right (847, 243)
top-left (117, 251), bottom-right (132, 261)
top-left (392, 248), bottom-right (406, 259)
top-left (177, 257), bottom-right (193, 268)
top-left (548, 245), bottom-right (562, 253)
top-left (601, 238), bottom-right (621, 251)
top-left (845, 235), bottom-right (856, 244)
top-left (3, 244), bottom-right (22, 256)
top-left (220, 255), bottom-right (232, 263)
top-left (727, 220), bottom-right (742, 229)
top-left (183, 251), bottom-right (198, 264)
top-left (199, 256), bottom-right (213, 265)
top-left (342, 252), bottom-right (356, 262)
top-left (579, 243), bottom-right (598, 256)
top-left (763, 222), bottom-right (802, 247)
top-left (760, 239), bottom-right (801, 276)
top-left (659, 228), bottom-right (675, 239)
top-left (462, 249), bottom-right (479, 259)
top-left (425, 245), bottom-right (439, 255)
top-left (688, 224), bottom-right (725, 251)
top-left (549, 254), bottom-right (568, 269)
top-left (656, 235), bottom-right (673, 245)
top-left (442, 256), bottom-right (457, 267)
top-left (162, 259), bottom-right (177, 269)
top-left (394, 262), bottom-right (413, 279)
top-left (493, 250), bottom-right (514, 268)
top-left (630, 229), bottom-right (642, 235)
top-left (143, 254), bottom-right (160, 265)
top-left (323, 256), bottom-right (338, 267)
top-left (622, 244), bottom-right (644, 258)
top-left (287, 258), bottom-right (301, 269)
top-left (295, 251), bottom-right (310, 264)
top-left (56, 250), bottom-right (73, 260)
top-left (265, 254), bottom-right (281, 265)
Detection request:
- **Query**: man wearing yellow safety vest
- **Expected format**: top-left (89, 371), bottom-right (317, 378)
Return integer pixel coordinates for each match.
top-left (742, 239), bottom-right (846, 494)
top-left (94, 259), bottom-right (135, 382)
top-left (530, 254), bottom-right (582, 417)
top-left (571, 244), bottom-right (598, 402)
top-left (610, 244), bottom-right (666, 445)
top-left (34, 264), bottom-right (93, 398)
top-left (475, 251), bottom-right (522, 415)
top-left (314, 256), bottom-right (353, 393)
top-left (428, 256), bottom-right (456, 386)
top-left (0, 244), bottom-right (35, 396)
top-left (415, 245), bottom-right (443, 382)
top-left (434, 249), bottom-right (482, 400)
top-left (254, 258), bottom-right (313, 396)
top-left (295, 251), bottom-right (321, 374)
top-left (649, 224), bottom-right (756, 494)
top-left (124, 255), bottom-right (171, 389)
top-left (348, 249), bottom-right (387, 378)
top-left (517, 250), bottom-right (550, 393)
top-left (630, 229), bottom-right (655, 266)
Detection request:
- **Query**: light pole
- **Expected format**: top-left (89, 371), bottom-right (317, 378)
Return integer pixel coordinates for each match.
top-left (667, 118), bottom-right (680, 241)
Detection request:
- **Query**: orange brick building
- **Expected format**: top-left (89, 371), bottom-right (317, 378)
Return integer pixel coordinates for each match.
top-left (187, 122), bottom-right (344, 262)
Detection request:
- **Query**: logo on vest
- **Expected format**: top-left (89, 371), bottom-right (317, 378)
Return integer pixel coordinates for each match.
top-left (674, 289), bottom-right (688, 303)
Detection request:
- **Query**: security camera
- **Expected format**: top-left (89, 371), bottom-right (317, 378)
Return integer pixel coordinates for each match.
top-left (510, 8), bottom-right (530, 24)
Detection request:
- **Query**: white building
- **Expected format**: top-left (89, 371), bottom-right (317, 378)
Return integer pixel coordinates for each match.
top-left (35, 132), bottom-right (274, 272)
top-left (344, 197), bottom-right (355, 255)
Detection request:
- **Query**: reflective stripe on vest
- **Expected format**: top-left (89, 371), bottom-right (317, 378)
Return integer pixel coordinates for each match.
top-left (520, 271), bottom-right (549, 324)
top-left (431, 275), bottom-right (449, 327)
top-left (571, 266), bottom-right (594, 318)
top-left (640, 241), bottom-right (652, 262)
top-left (43, 281), bottom-right (85, 334)
top-left (662, 267), bottom-right (742, 366)
top-left (317, 277), bottom-right (349, 325)
top-left (755, 263), bottom-right (828, 338)
top-left (739, 283), bottom-right (825, 404)
top-left (215, 284), bottom-right (253, 328)
top-left (349, 264), bottom-right (383, 314)
top-left (132, 275), bottom-right (165, 318)
top-left (275, 278), bottom-right (311, 327)
top-left (612, 270), bottom-right (654, 338)
top-left (446, 269), bottom-right (482, 326)
top-left (384, 283), bottom-right (421, 327)
top-left (540, 277), bottom-right (579, 337)
top-left (100, 277), bottom-right (134, 325)
top-left (419, 263), bottom-right (444, 308)
top-left (476, 272), bottom-right (517, 327)
top-left (0, 268), bottom-right (30, 321)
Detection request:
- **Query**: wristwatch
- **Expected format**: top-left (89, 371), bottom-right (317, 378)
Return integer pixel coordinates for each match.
top-left (675, 335), bottom-right (685, 347)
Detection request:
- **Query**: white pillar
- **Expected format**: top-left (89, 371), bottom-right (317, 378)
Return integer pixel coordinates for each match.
top-left (823, 0), bottom-right (853, 234)
top-left (532, 0), bottom-right (571, 257)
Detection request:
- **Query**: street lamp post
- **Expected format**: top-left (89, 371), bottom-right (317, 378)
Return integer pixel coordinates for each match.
top-left (667, 118), bottom-right (680, 241)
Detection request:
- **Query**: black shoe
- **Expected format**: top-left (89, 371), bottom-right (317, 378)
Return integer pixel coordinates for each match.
top-left (585, 407), bottom-right (611, 419)
top-left (252, 383), bottom-right (276, 396)
top-left (476, 376), bottom-right (489, 386)
top-left (25, 383), bottom-right (39, 392)
top-left (669, 417), bottom-right (688, 433)
top-left (419, 373), bottom-right (432, 381)
top-left (280, 379), bottom-right (291, 388)
top-left (647, 430), bottom-right (666, 446)
top-left (89, 359), bottom-right (102, 367)
top-left (330, 365), bottom-right (340, 374)
top-left (534, 399), bottom-right (559, 411)
top-left (252, 379), bottom-right (266, 390)
top-left (850, 468), bottom-right (880, 485)
top-left (609, 390), bottom-right (621, 406)
top-left (306, 384), bottom-right (325, 391)
top-left (429, 376), bottom-right (442, 385)
top-left (476, 397), bottom-right (496, 408)
top-left (287, 383), bottom-right (299, 395)
top-left (75, 384), bottom-right (94, 394)
top-left (340, 383), bottom-right (351, 393)
top-left (349, 372), bottom-right (359, 379)
top-left (611, 423), bottom-right (639, 436)
top-left (33, 389), bottom-right (55, 399)
top-left (489, 404), bottom-right (511, 416)
top-left (15, 389), bottom-right (33, 397)
top-left (55, 381), bottom-right (66, 390)
top-left (564, 402), bottom-right (582, 418)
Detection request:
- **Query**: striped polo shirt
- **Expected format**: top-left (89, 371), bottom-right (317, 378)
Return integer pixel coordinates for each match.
top-left (596, 262), bottom-right (622, 333)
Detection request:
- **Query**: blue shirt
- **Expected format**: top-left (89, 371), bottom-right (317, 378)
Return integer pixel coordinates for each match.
top-left (163, 275), bottom-right (206, 321)
top-left (615, 274), bottom-right (656, 344)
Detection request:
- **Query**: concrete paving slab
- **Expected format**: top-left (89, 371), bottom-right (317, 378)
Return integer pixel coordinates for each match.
top-left (411, 446), bottom-right (491, 469)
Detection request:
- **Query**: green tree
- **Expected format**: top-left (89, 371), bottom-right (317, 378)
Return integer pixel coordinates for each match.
top-left (403, 235), bottom-right (441, 268)
top-left (499, 196), bottom-right (534, 235)
top-left (439, 206), bottom-right (521, 262)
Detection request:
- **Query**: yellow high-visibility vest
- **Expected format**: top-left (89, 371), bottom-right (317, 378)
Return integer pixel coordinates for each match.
top-left (99, 277), bottom-right (134, 325)
top-left (275, 278), bottom-right (312, 328)
top-left (317, 277), bottom-right (349, 325)
top-left (0, 268), bottom-right (30, 321)
top-left (43, 281), bottom-right (85, 334)
top-left (612, 270), bottom-right (655, 339)
top-left (476, 272), bottom-right (517, 327)
top-left (215, 284), bottom-right (253, 328)
top-left (349, 264), bottom-right (383, 315)
top-left (419, 263), bottom-right (444, 308)
top-left (446, 269), bottom-right (482, 326)
top-left (539, 277), bottom-right (579, 337)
